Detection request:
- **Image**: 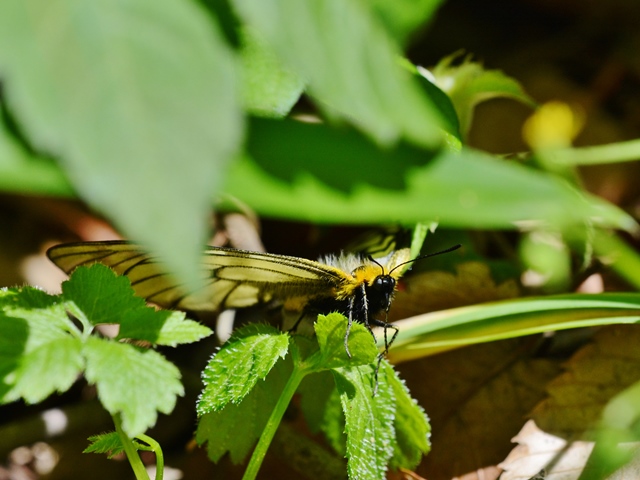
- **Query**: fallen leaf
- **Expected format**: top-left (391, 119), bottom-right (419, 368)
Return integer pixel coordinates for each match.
top-left (499, 419), bottom-right (594, 480)
top-left (531, 325), bottom-right (640, 436)
top-left (396, 337), bottom-right (560, 480)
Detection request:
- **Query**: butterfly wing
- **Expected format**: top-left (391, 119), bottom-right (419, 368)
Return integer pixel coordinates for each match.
top-left (47, 241), bottom-right (351, 312)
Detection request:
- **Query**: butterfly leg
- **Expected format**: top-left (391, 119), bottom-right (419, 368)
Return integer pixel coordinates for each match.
top-left (288, 311), bottom-right (306, 332)
top-left (344, 296), bottom-right (356, 358)
top-left (368, 316), bottom-right (398, 396)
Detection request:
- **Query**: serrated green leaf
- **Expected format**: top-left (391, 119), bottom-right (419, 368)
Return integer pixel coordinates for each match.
top-left (0, 286), bottom-right (78, 337)
top-left (312, 313), bottom-right (378, 370)
top-left (0, 286), bottom-right (85, 403)
top-left (5, 336), bottom-right (83, 404)
top-left (0, 0), bottom-right (242, 287)
top-left (239, 27), bottom-right (304, 117)
top-left (231, 0), bottom-right (441, 147)
top-left (196, 355), bottom-right (292, 463)
top-left (117, 309), bottom-right (212, 347)
top-left (84, 432), bottom-right (124, 458)
top-left (382, 361), bottom-right (431, 469)
top-left (197, 324), bottom-right (289, 415)
top-left (62, 265), bottom-right (146, 328)
top-left (83, 337), bottom-right (183, 437)
top-left (333, 364), bottom-right (395, 480)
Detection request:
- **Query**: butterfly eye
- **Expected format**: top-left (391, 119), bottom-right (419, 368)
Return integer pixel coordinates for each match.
top-left (372, 275), bottom-right (395, 292)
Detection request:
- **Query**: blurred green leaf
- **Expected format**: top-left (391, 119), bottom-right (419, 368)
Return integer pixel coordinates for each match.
top-left (226, 119), bottom-right (636, 232)
top-left (429, 52), bottom-right (536, 137)
top-left (0, 114), bottom-right (73, 195)
top-left (231, 0), bottom-right (442, 147)
top-left (369, 0), bottom-right (445, 45)
top-left (519, 230), bottom-right (571, 291)
top-left (239, 27), bottom-right (304, 117)
top-left (0, 0), bottom-right (243, 286)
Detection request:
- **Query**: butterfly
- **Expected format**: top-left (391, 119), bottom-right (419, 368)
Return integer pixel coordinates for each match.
top-left (47, 240), bottom-right (460, 359)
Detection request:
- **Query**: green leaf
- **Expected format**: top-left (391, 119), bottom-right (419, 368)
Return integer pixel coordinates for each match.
top-left (369, 0), bottom-right (445, 45)
top-left (84, 432), bottom-right (124, 459)
top-left (298, 370), bottom-right (338, 434)
top-left (429, 52), bottom-right (536, 136)
top-left (412, 67), bottom-right (461, 140)
top-left (63, 265), bottom-right (212, 346)
top-left (0, 286), bottom-right (86, 403)
top-left (0, 0), bottom-right (242, 286)
top-left (0, 115), bottom-right (73, 196)
top-left (196, 355), bottom-right (292, 463)
top-left (231, 0), bottom-right (442, 147)
top-left (83, 337), bottom-right (183, 437)
top-left (117, 309), bottom-right (213, 347)
top-left (0, 312), bottom-right (29, 400)
top-left (382, 362), bottom-right (431, 469)
top-left (62, 265), bottom-right (146, 328)
top-left (239, 27), bottom-right (304, 117)
top-left (197, 324), bottom-right (290, 415)
top-left (333, 364), bottom-right (395, 480)
top-left (312, 313), bottom-right (378, 370)
top-left (322, 385), bottom-right (349, 456)
top-left (226, 122), bottom-right (636, 232)
top-left (5, 336), bottom-right (83, 404)
top-left (0, 286), bottom-right (77, 336)
top-left (389, 293), bottom-right (640, 362)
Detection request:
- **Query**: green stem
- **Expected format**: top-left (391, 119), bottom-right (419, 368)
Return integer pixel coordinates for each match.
top-left (242, 363), bottom-right (307, 480)
top-left (137, 434), bottom-right (164, 480)
top-left (113, 415), bottom-right (150, 480)
top-left (551, 138), bottom-right (640, 165)
top-left (594, 231), bottom-right (640, 290)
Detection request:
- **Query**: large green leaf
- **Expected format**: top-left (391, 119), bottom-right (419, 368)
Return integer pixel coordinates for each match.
top-left (0, 112), bottom-right (73, 196)
top-left (230, 0), bottom-right (442, 147)
top-left (0, 0), bottom-right (242, 285)
top-left (224, 119), bottom-right (635, 232)
top-left (368, 0), bottom-right (445, 45)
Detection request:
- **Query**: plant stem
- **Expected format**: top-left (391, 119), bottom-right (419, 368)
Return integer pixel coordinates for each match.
top-left (242, 364), bottom-right (307, 480)
top-left (137, 434), bottom-right (164, 480)
top-left (113, 415), bottom-right (150, 480)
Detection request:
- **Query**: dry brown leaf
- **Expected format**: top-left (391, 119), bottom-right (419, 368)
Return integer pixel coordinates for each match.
top-left (531, 325), bottom-right (640, 436)
top-left (499, 420), bottom-right (594, 480)
top-left (396, 337), bottom-right (561, 480)
top-left (391, 261), bottom-right (519, 320)
top-left (453, 466), bottom-right (502, 480)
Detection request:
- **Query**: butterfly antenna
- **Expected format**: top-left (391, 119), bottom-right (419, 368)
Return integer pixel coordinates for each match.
top-left (389, 243), bottom-right (462, 275)
top-left (367, 255), bottom-right (385, 275)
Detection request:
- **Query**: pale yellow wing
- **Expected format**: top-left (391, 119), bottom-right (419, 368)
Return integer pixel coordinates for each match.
top-left (47, 241), bottom-right (351, 312)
